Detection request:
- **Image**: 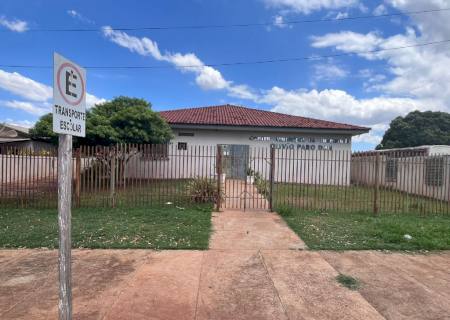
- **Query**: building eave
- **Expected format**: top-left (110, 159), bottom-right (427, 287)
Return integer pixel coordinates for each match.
top-left (169, 124), bottom-right (370, 136)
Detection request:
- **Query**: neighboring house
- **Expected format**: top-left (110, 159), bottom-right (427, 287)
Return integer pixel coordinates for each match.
top-left (352, 145), bottom-right (450, 201)
top-left (0, 123), bottom-right (56, 184)
top-left (0, 123), bottom-right (52, 152)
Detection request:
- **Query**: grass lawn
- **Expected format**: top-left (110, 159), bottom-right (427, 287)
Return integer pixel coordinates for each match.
top-left (273, 183), bottom-right (450, 215)
top-left (277, 206), bottom-right (450, 251)
top-left (0, 179), bottom-right (197, 209)
top-left (0, 203), bottom-right (212, 249)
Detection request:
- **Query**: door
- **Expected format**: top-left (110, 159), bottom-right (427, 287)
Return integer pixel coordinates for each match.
top-left (222, 144), bottom-right (249, 179)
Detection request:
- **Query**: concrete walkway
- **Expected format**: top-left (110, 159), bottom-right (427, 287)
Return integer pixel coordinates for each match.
top-left (222, 179), bottom-right (269, 210)
top-left (0, 209), bottom-right (387, 320)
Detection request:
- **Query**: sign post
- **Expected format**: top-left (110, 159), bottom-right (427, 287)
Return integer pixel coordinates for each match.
top-left (53, 53), bottom-right (86, 320)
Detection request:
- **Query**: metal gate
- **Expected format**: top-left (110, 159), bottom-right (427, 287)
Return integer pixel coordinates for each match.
top-left (217, 144), bottom-right (271, 211)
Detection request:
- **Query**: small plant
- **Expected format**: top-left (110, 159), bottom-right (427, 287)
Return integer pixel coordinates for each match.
top-left (276, 205), bottom-right (295, 217)
top-left (246, 167), bottom-right (255, 176)
top-left (336, 274), bottom-right (360, 290)
top-left (186, 177), bottom-right (219, 203)
top-left (252, 170), bottom-right (270, 197)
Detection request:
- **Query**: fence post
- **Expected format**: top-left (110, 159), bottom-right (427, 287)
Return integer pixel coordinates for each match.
top-left (269, 147), bottom-right (275, 212)
top-left (373, 152), bottom-right (380, 215)
top-left (216, 145), bottom-right (222, 211)
top-left (110, 147), bottom-right (116, 208)
top-left (74, 148), bottom-right (81, 208)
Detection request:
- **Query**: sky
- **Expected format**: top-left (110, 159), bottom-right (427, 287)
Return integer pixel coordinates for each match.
top-left (1, 0), bottom-right (450, 151)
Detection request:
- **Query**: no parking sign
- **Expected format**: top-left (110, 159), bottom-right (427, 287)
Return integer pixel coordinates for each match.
top-left (52, 52), bottom-right (87, 320)
top-left (53, 53), bottom-right (86, 137)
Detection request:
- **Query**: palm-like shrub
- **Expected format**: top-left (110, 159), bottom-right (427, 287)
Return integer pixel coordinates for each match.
top-left (186, 177), bottom-right (219, 203)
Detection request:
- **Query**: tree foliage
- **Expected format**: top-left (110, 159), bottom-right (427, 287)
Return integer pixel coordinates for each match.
top-left (377, 110), bottom-right (450, 149)
top-left (29, 113), bottom-right (59, 144)
top-left (30, 96), bottom-right (173, 145)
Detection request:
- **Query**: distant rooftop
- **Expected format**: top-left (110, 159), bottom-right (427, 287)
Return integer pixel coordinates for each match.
top-left (159, 104), bottom-right (369, 132)
top-left (0, 123), bottom-right (30, 143)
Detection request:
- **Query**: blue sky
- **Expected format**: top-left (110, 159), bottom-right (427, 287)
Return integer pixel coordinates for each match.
top-left (1, 0), bottom-right (450, 150)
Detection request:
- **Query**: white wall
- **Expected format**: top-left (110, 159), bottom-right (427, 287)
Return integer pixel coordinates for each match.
top-left (0, 154), bottom-right (58, 184)
top-left (126, 128), bottom-right (354, 185)
top-left (351, 154), bottom-right (450, 201)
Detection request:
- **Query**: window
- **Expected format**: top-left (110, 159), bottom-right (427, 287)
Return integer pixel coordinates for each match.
top-left (178, 132), bottom-right (194, 137)
top-left (177, 142), bottom-right (187, 151)
top-left (425, 157), bottom-right (445, 187)
top-left (385, 158), bottom-right (398, 182)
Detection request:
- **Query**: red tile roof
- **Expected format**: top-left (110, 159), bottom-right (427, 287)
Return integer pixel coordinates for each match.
top-left (159, 104), bottom-right (369, 131)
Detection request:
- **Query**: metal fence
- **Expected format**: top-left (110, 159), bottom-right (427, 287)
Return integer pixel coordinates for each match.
top-left (1, 143), bottom-right (449, 215)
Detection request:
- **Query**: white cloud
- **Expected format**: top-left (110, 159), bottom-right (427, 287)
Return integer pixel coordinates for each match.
top-left (386, 0), bottom-right (450, 41)
top-left (0, 70), bottom-right (52, 102)
top-left (0, 100), bottom-right (50, 116)
top-left (67, 10), bottom-right (94, 24)
top-left (313, 62), bottom-right (348, 82)
top-left (194, 66), bottom-right (229, 90)
top-left (272, 15), bottom-right (291, 28)
top-left (102, 26), bottom-right (252, 95)
top-left (310, 26), bottom-right (450, 107)
top-left (228, 84), bottom-right (259, 100)
top-left (311, 31), bottom-right (383, 54)
top-left (1, 118), bottom-right (35, 128)
top-left (0, 69), bottom-right (104, 116)
top-left (352, 123), bottom-right (388, 145)
top-left (261, 87), bottom-right (428, 126)
top-left (86, 93), bottom-right (106, 108)
top-left (373, 4), bottom-right (387, 15)
top-left (335, 11), bottom-right (349, 19)
top-left (0, 16), bottom-right (28, 32)
top-left (263, 0), bottom-right (358, 14)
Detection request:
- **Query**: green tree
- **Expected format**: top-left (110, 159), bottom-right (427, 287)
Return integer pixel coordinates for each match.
top-left (377, 110), bottom-right (450, 149)
top-left (29, 113), bottom-right (59, 144)
top-left (30, 96), bottom-right (173, 145)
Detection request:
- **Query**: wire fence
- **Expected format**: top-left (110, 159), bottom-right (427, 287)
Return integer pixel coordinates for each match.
top-left (1, 143), bottom-right (449, 215)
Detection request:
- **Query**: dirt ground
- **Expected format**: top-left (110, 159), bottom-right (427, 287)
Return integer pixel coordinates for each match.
top-left (1, 210), bottom-right (449, 319)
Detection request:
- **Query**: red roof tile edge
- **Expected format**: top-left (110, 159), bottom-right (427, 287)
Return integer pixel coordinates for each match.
top-left (159, 104), bottom-right (369, 131)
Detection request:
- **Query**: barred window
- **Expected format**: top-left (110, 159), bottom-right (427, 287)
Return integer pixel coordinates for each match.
top-left (177, 142), bottom-right (187, 151)
top-left (425, 157), bottom-right (444, 187)
top-left (385, 158), bottom-right (398, 182)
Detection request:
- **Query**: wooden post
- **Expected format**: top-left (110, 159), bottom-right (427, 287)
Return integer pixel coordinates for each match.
top-left (74, 148), bottom-right (81, 208)
top-left (216, 145), bottom-right (222, 211)
top-left (110, 147), bottom-right (116, 208)
top-left (57, 134), bottom-right (73, 320)
top-left (269, 147), bottom-right (275, 212)
top-left (373, 152), bottom-right (380, 215)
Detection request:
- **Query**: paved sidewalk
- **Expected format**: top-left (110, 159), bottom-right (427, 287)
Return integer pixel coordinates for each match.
top-left (0, 210), bottom-right (386, 320)
top-left (209, 210), bottom-right (306, 250)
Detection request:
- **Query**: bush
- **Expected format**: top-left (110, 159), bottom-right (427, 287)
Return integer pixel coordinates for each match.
top-left (276, 205), bottom-right (295, 217)
top-left (253, 171), bottom-right (270, 197)
top-left (186, 177), bottom-right (218, 203)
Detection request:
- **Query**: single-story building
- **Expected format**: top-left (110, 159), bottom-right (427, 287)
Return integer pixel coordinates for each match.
top-left (127, 104), bottom-right (369, 185)
top-left (159, 104), bottom-right (369, 152)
